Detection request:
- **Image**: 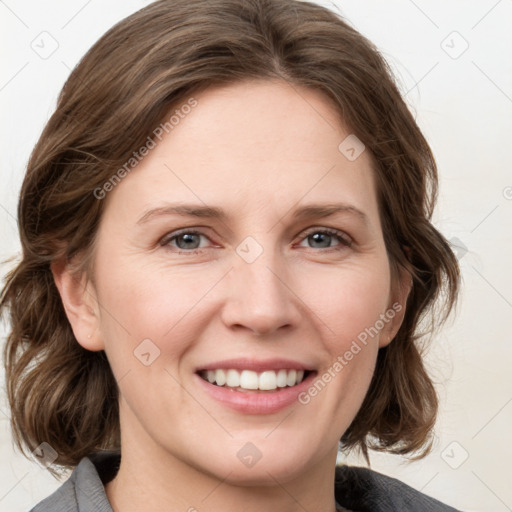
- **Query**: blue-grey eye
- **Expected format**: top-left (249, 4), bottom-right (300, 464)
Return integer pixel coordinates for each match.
top-left (307, 232), bottom-right (333, 248)
top-left (299, 229), bottom-right (351, 250)
top-left (174, 232), bottom-right (202, 250)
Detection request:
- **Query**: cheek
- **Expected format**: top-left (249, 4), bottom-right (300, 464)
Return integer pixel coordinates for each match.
top-left (92, 258), bottom-right (230, 373)
top-left (295, 267), bottom-right (387, 436)
top-left (297, 258), bottom-right (392, 347)
top-left (93, 260), bottom-right (214, 368)
top-left (92, 263), bottom-right (205, 420)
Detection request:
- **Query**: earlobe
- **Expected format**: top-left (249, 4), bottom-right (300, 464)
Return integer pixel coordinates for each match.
top-left (51, 260), bottom-right (104, 351)
top-left (379, 267), bottom-right (413, 348)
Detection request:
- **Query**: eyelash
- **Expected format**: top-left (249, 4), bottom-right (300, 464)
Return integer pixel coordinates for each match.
top-left (159, 227), bottom-right (353, 254)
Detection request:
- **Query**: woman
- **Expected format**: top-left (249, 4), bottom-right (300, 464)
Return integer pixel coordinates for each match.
top-left (1, 0), bottom-right (461, 510)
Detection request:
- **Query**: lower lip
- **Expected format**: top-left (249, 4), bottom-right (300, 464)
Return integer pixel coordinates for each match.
top-left (195, 372), bottom-right (316, 414)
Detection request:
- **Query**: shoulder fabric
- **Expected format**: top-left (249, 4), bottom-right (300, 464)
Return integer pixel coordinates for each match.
top-left (335, 465), bottom-right (461, 512)
top-left (29, 457), bottom-right (113, 512)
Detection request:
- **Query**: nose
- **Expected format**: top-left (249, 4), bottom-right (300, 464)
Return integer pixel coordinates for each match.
top-left (220, 249), bottom-right (302, 336)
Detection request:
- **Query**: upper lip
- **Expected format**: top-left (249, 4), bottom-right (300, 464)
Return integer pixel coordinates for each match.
top-left (197, 358), bottom-right (315, 373)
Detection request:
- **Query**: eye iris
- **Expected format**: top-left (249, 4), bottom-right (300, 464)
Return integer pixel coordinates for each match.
top-left (309, 232), bottom-right (331, 248)
top-left (176, 233), bottom-right (200, 249)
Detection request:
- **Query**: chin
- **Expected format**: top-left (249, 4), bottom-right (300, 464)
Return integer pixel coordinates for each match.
top-left (195, 438), bottom-right (322, 486)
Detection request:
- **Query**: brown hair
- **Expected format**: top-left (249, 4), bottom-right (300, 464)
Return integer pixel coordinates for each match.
top-left (1, 0), bottom-right (460, 469)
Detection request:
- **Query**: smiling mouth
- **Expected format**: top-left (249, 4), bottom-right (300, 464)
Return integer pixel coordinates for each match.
top-left (197, 368), bottom-right (313, 393)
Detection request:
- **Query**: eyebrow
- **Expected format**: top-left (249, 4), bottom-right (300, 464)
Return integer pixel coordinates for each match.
top-left (136, 202), bottom-right (369, 226)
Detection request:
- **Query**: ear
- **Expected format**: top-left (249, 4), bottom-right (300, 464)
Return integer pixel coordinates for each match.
top-left (379, 264), bottom-right (412, 348)
top-left (51, 259), bottom-right (104, 351)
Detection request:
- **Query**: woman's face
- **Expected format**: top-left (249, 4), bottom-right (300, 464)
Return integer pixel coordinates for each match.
top-left (74, 80), bottom-right (407, 484)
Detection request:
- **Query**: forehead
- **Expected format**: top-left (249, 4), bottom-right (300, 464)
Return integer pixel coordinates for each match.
top-left (101, 79), bottom-right (379, 227)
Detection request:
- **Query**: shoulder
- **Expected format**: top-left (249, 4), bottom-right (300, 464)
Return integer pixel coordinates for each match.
top-left (29, 452), bottom-right (119, 512)
top-left (335, 465), bottom-right (461, 512)
top-left (30, 455), bottom-right (460, 512)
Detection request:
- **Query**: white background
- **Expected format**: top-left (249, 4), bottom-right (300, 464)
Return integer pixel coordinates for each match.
top-left (1, 1), bottom-right (511, 510)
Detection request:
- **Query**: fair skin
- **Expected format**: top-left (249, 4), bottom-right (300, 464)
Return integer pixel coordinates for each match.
top-left (53, 79), bottom-right (410, 512)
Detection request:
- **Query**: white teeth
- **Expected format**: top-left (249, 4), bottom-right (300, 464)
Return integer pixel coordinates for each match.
top-left (226, 369), bottom-right (240, 387)
top-left (286, 369), bottom-right (297, 387)
top-left (276, 369), bottom-right (288, 388)
top-left (258, 370), bottom-right (277, 390)
top-left (202, 368), bottom-right (307, 391)
top-left (240, 370), bottom-right (259, 389)
top-left (215, 369), bottom-right (226, 386)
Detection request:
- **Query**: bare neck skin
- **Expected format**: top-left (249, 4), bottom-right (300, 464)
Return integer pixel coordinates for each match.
top-left (105, 409), bottom-right (340, 512)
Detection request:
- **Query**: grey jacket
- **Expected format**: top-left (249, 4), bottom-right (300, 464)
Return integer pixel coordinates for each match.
top-left (30, 451), bottom-right (461, 511)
